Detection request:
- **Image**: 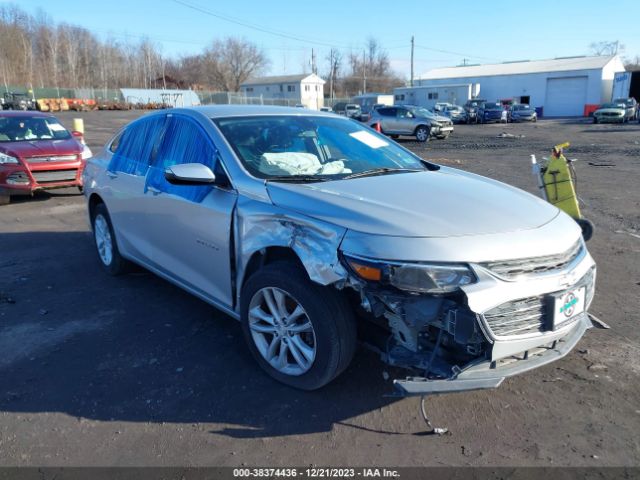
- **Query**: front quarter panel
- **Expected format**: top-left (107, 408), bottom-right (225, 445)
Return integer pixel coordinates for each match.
top-left (235, 195), bottom-right (349, 306)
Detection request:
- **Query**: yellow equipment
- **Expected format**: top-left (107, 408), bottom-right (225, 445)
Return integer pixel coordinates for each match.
top-left (531, 142), bottom-right (594, 241)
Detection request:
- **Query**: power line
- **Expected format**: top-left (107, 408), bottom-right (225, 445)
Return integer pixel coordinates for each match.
top-left (414, 44), bottom-right (501, 62)
top-left (171, 0), bottom-right (356, 50)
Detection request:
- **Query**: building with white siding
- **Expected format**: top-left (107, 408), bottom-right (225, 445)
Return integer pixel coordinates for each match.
top-left (407, 55), bottom-right (625, 116)
top-left (240, 73), bottom-right (325, 110)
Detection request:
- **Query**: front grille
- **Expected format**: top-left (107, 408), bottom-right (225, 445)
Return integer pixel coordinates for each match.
top-left (27, 155), bottom-right (78, 163)
top-left (484, 296), bottom-right (547, 337)
top-left (483, 239), bottom-right (583, 279)
top-left (32, 169), bottom-right (78, 183)
top-left (482, 266), bottom-right (596, 338)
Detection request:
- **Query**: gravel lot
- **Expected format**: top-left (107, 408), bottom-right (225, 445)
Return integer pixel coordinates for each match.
top-left (1, 110), bottom-right (639, 467)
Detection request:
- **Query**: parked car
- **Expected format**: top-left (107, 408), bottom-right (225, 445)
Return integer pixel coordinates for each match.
top-left (83, 105), bottom-right (596, 394)
top-left (612, 97), bottom-right (637, 121)
top-left (319, 106), bottom-right (333, 113)
top-left (433, 102), bottom-right (454, 113)
top-left (442, 105), bottom-right (468, 124)
top-left (508, 104), bottom-right (537, 122)
top-left (2, 92), bottom-right (35, 111)
top-left (477, 102), bottom-right (505, 124)
top-left (369, 105), bottom-right (453, 141)
top-left (463, 98), bottom-right (486, 124)
top-left (332, 102), bottom-right (361, 119)
top-left (0, 111), bottom-right (92, 205)
top-left (592, 103), bottom-right (627, 123)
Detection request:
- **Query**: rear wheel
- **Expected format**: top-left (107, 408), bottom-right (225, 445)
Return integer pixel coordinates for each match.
top-left (240, 262), bottom-right (357, 390)
top-left (91, 203), bottom-right (130, 275)
top-left (415, 125), bottom-right (430, 142)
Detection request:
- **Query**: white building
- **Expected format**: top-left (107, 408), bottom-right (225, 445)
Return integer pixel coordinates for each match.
top-left (412, 55), bottom-right (625, 117)
top-left (240, 73), bottom-right (325, 110)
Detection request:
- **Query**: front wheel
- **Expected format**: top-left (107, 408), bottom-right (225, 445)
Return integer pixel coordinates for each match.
top-left (415, 126), bottom-right (430, 142)
top-left (577, 218), bottom-right (595, 242)
top-left (91, 203), bottom-right (130, 275)
top-left (240, 262), bottom-right (357, 390)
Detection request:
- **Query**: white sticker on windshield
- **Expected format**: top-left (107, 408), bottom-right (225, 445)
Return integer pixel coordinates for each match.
top-left (349, 130), bottom-right (389, 149)
top-left (48, 123), bottom-right (66, 132)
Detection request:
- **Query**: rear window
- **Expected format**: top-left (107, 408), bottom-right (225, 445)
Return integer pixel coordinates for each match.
top-left (0, 116), bottom-right (71, 142)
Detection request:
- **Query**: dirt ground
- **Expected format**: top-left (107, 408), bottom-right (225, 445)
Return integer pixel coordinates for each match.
top-left (0, 110), bottom-right (639, 467)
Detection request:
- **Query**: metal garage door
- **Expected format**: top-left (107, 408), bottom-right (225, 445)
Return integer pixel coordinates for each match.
top-left (544, 76), bottom-right (588, 117)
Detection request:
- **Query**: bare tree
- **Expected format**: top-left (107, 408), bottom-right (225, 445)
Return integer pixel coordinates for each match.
top-left (589, 41), bottom-right (624, 56)
top-left (202, 37), bottom-right (268, 91)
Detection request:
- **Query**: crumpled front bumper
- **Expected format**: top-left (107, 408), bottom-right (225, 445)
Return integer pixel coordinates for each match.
top-left (394, 312), bottom-right (592, 395)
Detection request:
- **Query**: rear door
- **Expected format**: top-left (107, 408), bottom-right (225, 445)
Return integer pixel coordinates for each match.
top-left (103, 115), bottom-right (165, 262)
top-left (142, 114), bottom-right (237, 307)
top-left (375, 107), bottom-right (397, 132)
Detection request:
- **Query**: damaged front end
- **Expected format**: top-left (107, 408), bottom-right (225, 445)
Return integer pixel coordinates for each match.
top-left (339, 240), bottom-right (597, 396)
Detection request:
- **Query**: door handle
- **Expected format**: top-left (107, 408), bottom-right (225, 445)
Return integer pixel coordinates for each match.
top-left (147, 186), bottom-right (162, 195)
top-left (106, 171), bottom-right (118, 179)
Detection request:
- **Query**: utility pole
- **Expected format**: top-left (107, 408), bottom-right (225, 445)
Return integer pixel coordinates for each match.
top-left (362, 49), bottom-right (366, 94)
top-left (311, 48), bottom-right (317, 74)
top-left (410, 36), bottom-right (414, 87)
top-left (329, 49), bottom-right (334, 102)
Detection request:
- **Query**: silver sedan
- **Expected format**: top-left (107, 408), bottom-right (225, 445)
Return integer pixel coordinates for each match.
top-left (83, 106), bottom-right (596, 395)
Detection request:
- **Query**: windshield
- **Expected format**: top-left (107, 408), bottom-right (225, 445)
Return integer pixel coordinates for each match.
top-left (614, 98), bottom-right (632, 106)
top-left (0, 116), bottom-right (71, 142)
top-left (483, 103), bottom-right (503, 110)
top-left (407, 106), bottom-right (434, 117)
top-left (514, 104), bottom-right (531, 110)
top-left (215, 115), bottom-right (428, 180)
top-left (601, 103), bottom-right (623, 109)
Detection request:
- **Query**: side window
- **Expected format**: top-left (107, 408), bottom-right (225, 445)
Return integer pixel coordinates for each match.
top-left (397, 108), bottom-right (408, 118)
top-left (146, 116), bottom-right (218, 203)
top-left (108, 116), bottom-right (165, 175)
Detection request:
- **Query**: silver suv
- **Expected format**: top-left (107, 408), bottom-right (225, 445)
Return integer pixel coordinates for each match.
top-left (83, 106), bottom-right (596, 395)
top-left (368, 105), bottom-right (453, 141)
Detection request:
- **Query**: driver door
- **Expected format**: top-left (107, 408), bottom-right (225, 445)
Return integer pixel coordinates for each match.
top-left (142, 114), bottom-right (237, 307)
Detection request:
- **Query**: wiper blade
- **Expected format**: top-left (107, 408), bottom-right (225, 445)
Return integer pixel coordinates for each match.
top-left (265, 175), bottom-right (332, 183)
top-left (341, 167), bottom-right (423, 180)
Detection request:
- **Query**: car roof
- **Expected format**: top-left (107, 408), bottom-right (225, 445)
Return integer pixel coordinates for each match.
top-left (176, 104), bottom-right (338, 118)
top-left (0, 111), bottom-right (57, 119)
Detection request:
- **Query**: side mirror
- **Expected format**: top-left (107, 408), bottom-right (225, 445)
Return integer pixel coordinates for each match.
top-left (164, 163), bottom-right (216, 185)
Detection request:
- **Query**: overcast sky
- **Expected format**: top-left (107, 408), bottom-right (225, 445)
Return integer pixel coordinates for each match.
top-left (18, 0), bottom-right (640, 79)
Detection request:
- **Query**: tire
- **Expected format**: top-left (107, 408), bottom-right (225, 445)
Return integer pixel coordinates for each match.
top-left (91, 203), bottom-right (130, 275)
top-left (577, 218), bottom-right (595, 242)
top-left (240, 261), bottom-right (357, 390)
top-left (0, 194), bottom-right (10, 205)
top-left (414, 125), bottom-right (430, 142)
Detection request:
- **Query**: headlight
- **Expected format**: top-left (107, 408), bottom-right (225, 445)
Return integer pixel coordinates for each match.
top-left (0, 152), bottom-right (19, 164)
top-left (344, 255), bottom-right (477, 294)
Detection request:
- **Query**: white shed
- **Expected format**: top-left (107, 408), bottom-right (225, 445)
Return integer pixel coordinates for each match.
top-left (240, 73), bottom-right (325, 110)
top-left (415, 55), bottom-right (625, 117)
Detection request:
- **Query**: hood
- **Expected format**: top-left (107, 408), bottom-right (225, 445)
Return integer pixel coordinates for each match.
top-left (0, 138), bottom-right (82, 159)
top-left (595, 108), bottom-right (624, 114)
top-left (266, 167), bottom-right (560, 238)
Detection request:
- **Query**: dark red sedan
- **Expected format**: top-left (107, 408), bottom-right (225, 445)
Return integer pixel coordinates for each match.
top-left (0, 111), bottom-right (91, 204)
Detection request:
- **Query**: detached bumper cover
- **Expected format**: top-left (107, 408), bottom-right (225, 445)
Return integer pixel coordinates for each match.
top-left (394, 312), bottom-right (592, 396)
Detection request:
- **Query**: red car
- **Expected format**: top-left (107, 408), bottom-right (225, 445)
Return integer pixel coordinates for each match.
top-left (0, 111), bottom-right (91, 205)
